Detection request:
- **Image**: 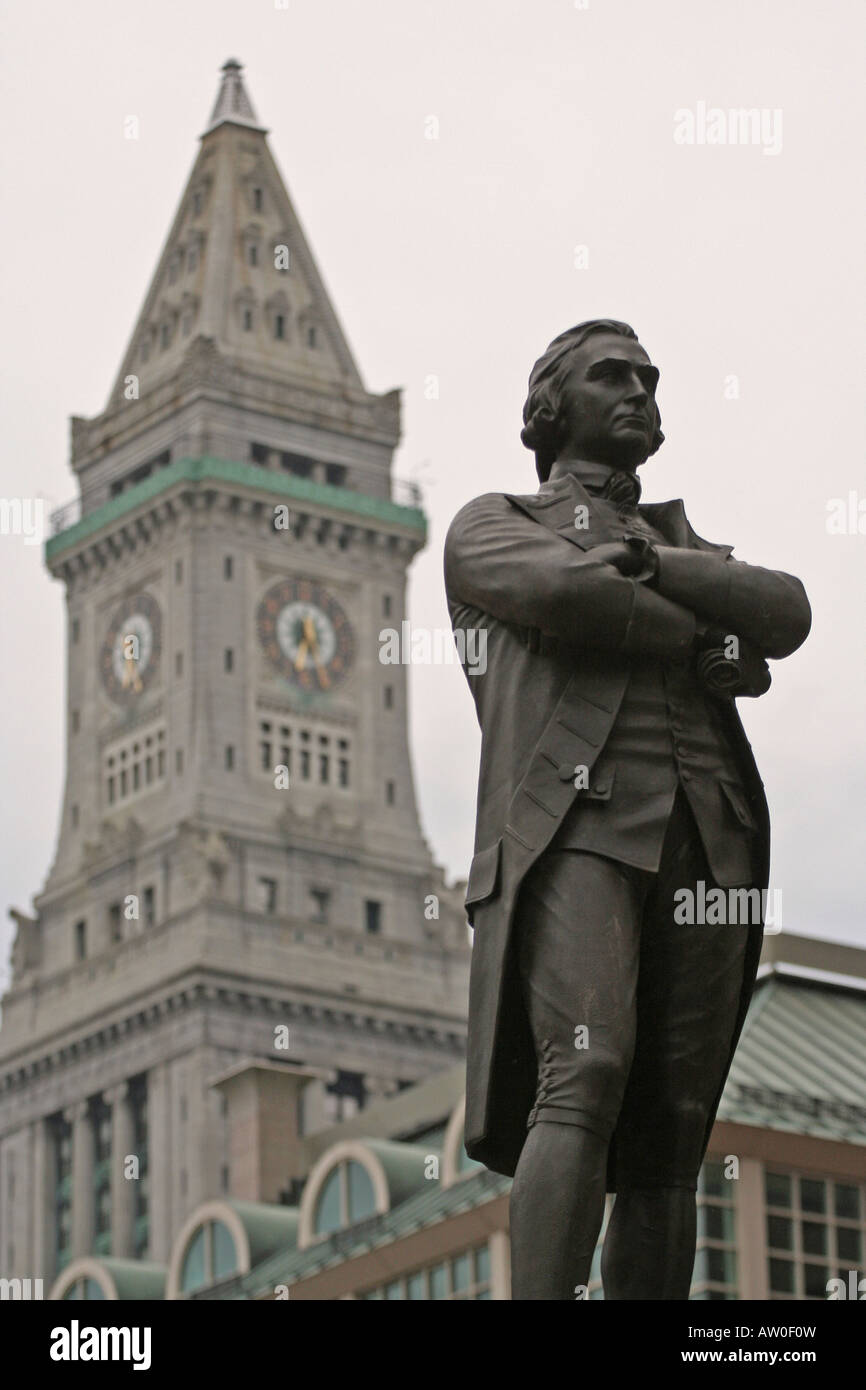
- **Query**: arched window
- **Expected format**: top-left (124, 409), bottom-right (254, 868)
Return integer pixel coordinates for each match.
top-left (180, 1219), bottom-right (237, 1293)
top-left (313, 1160), bottom-right (376, 1235)
top-left (62, 1277), bottom-right (105, 1300)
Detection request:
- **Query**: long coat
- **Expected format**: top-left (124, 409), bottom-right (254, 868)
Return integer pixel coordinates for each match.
top-left (444, 472), bottom-right (811, 1181)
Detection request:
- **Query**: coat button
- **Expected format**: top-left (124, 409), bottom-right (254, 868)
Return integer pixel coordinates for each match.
top-left (558, 764), bottom-right (576, 781)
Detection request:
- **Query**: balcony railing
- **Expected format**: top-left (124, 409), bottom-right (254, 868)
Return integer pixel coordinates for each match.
top-left (47, 467), bottom-right (423, 540)
top-left (49, 497), bottom-right (82, 536)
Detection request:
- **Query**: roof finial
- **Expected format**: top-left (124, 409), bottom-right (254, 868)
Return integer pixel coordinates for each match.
top-left (205, 57), bottom-right (263, 134)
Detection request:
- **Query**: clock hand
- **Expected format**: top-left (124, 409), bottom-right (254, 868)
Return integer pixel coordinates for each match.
top-left (302, 616), bottom-right (332, 689)
top-left (294, 637), bottom-right (309, 672)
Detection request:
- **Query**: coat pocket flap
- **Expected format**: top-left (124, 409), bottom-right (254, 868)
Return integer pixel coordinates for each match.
top-left (465, 840), bottom-right (503, 909)
top-left (720, 780), bottom-right (758, 830)
top-left (582, 765), bottom-right (616, 800)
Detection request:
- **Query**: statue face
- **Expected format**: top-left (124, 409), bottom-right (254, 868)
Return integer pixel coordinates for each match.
top-left (555, 333), bottom-right (660, 470)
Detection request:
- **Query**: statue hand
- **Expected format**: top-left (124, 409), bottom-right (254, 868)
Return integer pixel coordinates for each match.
top-left (591, 541), bottom-right (647, 576)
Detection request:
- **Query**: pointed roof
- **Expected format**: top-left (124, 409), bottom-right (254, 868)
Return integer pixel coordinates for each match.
top-left (205, 57), bottom-right (265, 134)
top-left (104, 60), bottom-right (364, 411)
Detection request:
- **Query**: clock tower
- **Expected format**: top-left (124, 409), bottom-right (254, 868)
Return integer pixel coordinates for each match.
top-left (0, 60), bottom-right (469, 1283)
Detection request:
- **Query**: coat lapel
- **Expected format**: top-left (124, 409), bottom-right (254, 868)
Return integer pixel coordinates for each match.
top-left (506, 474), bottom-right (734, 557)
top-left (641, 498), bottom-right (733, 556)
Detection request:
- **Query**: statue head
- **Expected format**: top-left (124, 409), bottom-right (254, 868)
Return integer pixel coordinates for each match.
top-left (521, 319), bottom-right (664, 482)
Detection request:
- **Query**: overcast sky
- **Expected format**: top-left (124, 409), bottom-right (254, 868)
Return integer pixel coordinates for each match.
top-left (1, 0), bottom-right (864, 990)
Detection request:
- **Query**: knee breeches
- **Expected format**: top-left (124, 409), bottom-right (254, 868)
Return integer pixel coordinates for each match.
top-left (513, 789), bottom-right (750, 1189)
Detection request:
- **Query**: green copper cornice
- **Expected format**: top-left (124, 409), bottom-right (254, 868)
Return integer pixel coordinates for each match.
top-left (45, 455), bottom-right (426, 562)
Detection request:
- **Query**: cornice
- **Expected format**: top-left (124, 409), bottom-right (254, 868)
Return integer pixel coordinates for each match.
top-left (0, 977), bottom-right (466, 1110)
top-left (46, 456), bottom-right (426, 577)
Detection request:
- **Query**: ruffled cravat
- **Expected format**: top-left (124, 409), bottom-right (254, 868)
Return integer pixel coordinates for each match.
top-left (600, 469), bottom-right (642, 513)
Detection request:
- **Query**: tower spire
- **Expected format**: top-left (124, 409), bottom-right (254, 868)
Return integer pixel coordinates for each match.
top-left (205, 57), bottom-right (263, 134)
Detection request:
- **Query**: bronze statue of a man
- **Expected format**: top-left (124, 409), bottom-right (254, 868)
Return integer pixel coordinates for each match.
top-left (444, 320), bottom-right (811, 1299)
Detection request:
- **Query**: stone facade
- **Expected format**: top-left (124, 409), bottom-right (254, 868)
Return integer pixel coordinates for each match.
top-left (0, 59), bottom-right (469, 1287)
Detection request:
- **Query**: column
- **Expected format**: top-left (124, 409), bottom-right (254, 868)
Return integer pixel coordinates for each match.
top-left (736, 1156), bottom-right (769, 1299)
top-left (66, 1100), bottom-right (94, 1259)
top-left (488, 1229), bottom-right (511, 1301)
top-left (106, 1083), bottom-right (135, 1258)
top-left (147, 1062), bottom-right (172, 1263)
top-left (31, 1116), bottom-right (57, 1282)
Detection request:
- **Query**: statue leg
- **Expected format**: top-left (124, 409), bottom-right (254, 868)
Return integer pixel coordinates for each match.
top-left (510, 1120), bottom-right (608, 1300)
top-left (601, 1187), bottom-right (696, 1299)
top-left (509, 848), bottom-right (649, 1300)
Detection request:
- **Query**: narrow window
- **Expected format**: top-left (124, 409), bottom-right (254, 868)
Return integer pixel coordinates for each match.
top-left (225, 745), bottom-right (235, 771)
top-left (224, 555), bottom-right (233, 580)
top-left (364, 901), bottom-right (382, 936)
top-left (384, 685), bottom-right (394, 710)
top-left (109, 903), bottom-right (122, 944)
top-left (383, 594), bottom-right (392, 618)
top-left (385, 780), bottom-right (395, 806)
top-left (310, 889), bottom-right (330, 923)
top-left (74, 920), bottom-right (87, 959)
top-left (224, 648), bottom-right (234, 673)
top-left (274, 314), bottom-right (285, 340)
top-left (243, 308), bottom-right (253, 332)
top-left (253, 187), bottom-right (263, 211)
top-left (175, 652), bottom-right (183, 677)
top-left (248, 244), bottom-right (258, 267)
top-left (71, 617), bottom-right (80, 644)
top-left (71, 710), bottom-right (80, 734)
top-left (175, 748), bottom-right (184, 775)
top-left (258, 877), bottom-right (277, 913)
top-left (307, 324), bottom-right (317, 348)
top-left (143, 886), bottom-right (155, 927)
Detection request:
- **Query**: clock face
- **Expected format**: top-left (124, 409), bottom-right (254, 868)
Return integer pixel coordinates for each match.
top-left (257, 577), bottom-right (354, 691)
top-left (100, 593), bottom-right (162, 704)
